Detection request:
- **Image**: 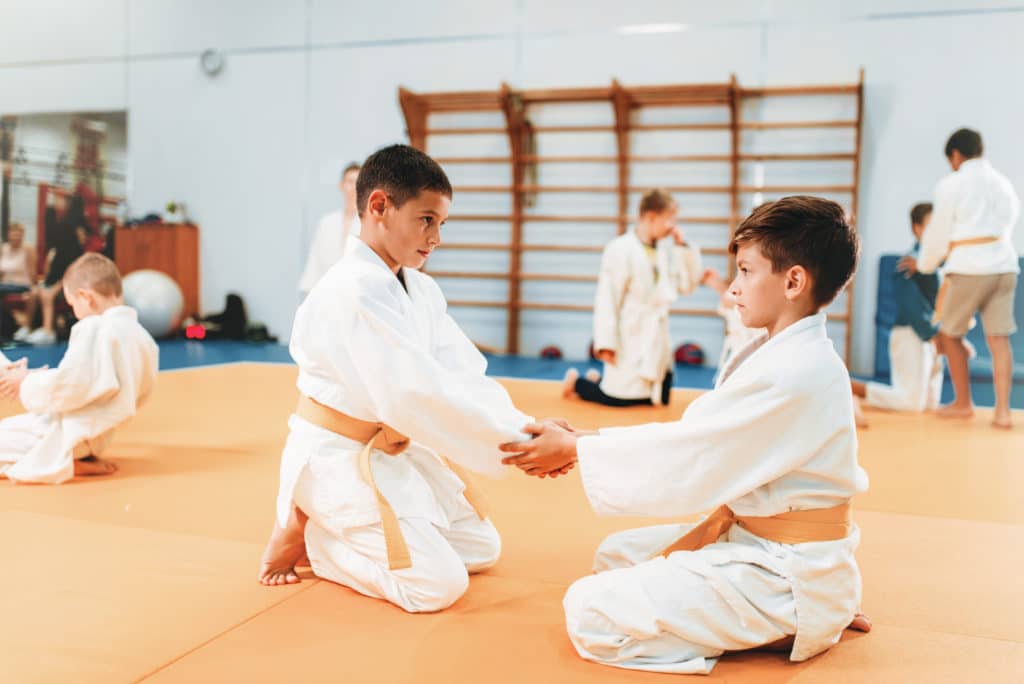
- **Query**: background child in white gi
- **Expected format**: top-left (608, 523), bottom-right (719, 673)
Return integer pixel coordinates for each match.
top-left (852, 203), bottom-right (944, 421)
top-left (259, 145), bottom-right (544, 613)
top-left (563, 189), bottom-right (702, 407)
top-left (0, 253), bottom-right (159, 483)
top-left (503, 196), bottom-right (870, 674)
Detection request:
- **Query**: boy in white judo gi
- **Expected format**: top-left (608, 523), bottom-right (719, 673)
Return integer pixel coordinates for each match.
top-left (563, 189), bottom-right (702, 406)
top-left (258, 145), bottom-right (540, 613)
top-left (0, 253), bottom-right (159, 483)
top-left (917, 128), bottom-right (1020, 428)
top-left (503, 196), bottom-right (870, 674)
top-left (851, 203), bottom-right (945, 421)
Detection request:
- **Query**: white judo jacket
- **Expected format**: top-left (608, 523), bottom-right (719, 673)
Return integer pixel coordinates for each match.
top-left (577, 313), bottom-right (869, 663)
top-left (592, 231), bottom-right (702, 403)
top-left (0, 306), bottom-right (159, 483)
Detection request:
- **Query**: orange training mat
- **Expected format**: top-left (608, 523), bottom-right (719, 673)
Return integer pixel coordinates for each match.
top-left (1, 363), bottom-right (1022, 683)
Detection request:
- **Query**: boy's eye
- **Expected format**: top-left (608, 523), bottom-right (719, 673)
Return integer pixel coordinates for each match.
top-left (421, 217), bottom-right (433, 226)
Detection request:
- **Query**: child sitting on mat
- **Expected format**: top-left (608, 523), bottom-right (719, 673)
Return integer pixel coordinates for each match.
top-left (0, 253), bottom-right (158, 483)
top-left (562, 189), bottom-right (702, 407)
top-left (503, 196), bottom-right (870, 675)
top-left (851, 203), bottom-right (947, 424)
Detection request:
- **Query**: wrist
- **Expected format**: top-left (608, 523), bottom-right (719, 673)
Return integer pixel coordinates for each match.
top-left (566, 432), bottom-right (581, 461)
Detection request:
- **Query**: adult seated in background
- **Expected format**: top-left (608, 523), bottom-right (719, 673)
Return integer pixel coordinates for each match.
top-left (0, 222), bottom-right (40, 341)
top-left (299, 162), bottom-right (361, 295)
top-left (918, 128), bottom-right (1020, 429)
top-left (23, 195), bottom-right (88, 345)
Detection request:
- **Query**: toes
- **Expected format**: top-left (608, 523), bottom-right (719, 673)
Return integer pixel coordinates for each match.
top-left (849, 613), bottom-right (872, 632)
top-left (259, 569), bottom-right (300, 586)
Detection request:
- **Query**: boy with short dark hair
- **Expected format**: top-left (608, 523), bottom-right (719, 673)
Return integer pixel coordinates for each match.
top-left (852, 203), bottom-right (944, 417)
top-left (260, 145), bottom-right (535, 613)
top-left (0, 253), bottom-right (158, 483)
top-left (502, 196), bottom-right (869, 674)
top-left (919, 128), bottom-right (1019, 428)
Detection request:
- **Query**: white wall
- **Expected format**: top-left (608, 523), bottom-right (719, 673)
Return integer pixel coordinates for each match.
top-left (1, 0), bottom-right (1021, 372)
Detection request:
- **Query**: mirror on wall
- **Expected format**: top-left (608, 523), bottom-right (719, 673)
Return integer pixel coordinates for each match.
top-left (0, 111), bottom-right (127, 267)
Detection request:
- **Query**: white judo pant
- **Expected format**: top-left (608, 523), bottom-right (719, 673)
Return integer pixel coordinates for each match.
top-left (563, 523), bottom-right (798, 675)
top-left (865, 326), bottom-right (943, 412)
top-left (293, 456), bottom-right (501, 614)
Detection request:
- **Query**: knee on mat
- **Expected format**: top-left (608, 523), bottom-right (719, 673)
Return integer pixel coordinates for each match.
top-left (400, 561), bottom-right (470, 613)
top-left (465, 521), bottom-right (502, 573)
top-left (562, 577), bottom-right (625, 655)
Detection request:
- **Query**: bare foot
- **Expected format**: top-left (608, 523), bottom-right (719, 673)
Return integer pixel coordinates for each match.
top-left (74, 456), bottom-right (118, 477)
top-left (584, 368), bottom-right (601, 383)
top-left (936, 403), bottom-right (974, 420)
top-left (848, 612), bottom-right (872, 632)
top-left (992, 414), bottom-right (1013, 430)
top-left (258, 506), bottom-right (309, 586)
top-left (561, 368), bottom-right (579, 399)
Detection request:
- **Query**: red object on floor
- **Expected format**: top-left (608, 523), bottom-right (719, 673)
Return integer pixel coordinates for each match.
top-left (185, 324), bottom-right (207, 340)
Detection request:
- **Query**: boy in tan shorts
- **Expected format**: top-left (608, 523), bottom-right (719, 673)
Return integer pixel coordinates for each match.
top-left (917, 128), bottom-right (1020, 429)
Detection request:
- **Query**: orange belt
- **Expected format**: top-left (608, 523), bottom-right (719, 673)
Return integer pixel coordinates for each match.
top-left (932, 236), bottom-right (1001, 325)
top-left (658, 502), bottom-right (852, 557)
top-left (295, 395), bottom-right (489, 571)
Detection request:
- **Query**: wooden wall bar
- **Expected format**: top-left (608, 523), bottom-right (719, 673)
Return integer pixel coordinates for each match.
top-left (401, 72), bottom-right (864, 364)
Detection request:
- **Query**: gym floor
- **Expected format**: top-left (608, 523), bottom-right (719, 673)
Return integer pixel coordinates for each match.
top-left (2, 363), bottom-right (1021, 682)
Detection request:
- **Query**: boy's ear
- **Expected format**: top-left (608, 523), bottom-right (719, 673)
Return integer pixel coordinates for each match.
top-left (366, 189), bottom-right (389, 218)
top-left (784, 265), bottom-right (810, 301)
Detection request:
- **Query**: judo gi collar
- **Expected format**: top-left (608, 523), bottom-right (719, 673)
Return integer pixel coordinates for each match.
top-left (717, 312), bottom-right (827, 386)
top-left (351, 238), bottom-right (411, 292)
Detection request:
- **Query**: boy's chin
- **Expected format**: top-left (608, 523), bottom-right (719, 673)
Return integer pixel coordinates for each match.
top-left (736, 308), bottom-right (758, 328)
top-left (405, 254), bottom-right (428, 269)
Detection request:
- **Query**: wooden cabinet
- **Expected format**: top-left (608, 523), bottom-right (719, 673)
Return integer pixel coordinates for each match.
top-left (114, 223), bottom-right (200, 317)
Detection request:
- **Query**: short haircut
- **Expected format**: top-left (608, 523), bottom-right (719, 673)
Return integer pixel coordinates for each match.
top-left (910, 202), bottom-right (933, 227)
top-left (638, 189), bottom-right (676, 215)
top-left (944, 128), bottom-right (983, 159)
top-left (356, 145), bottom-right (452, 214)
top-left (63, 252), bottom-right (123, 297)
top-left (7, 221), bottom-right (24, 234)
top-left (341, 162), bottom-right (360, 180)
top-left (729, 196), bottom-right (859, 307)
